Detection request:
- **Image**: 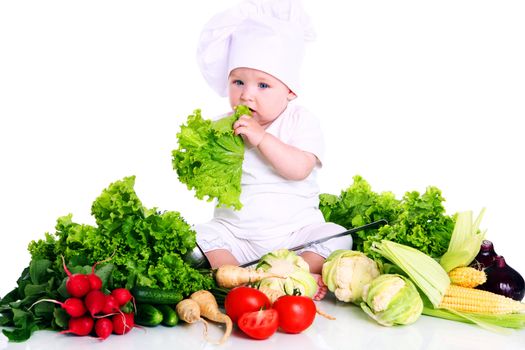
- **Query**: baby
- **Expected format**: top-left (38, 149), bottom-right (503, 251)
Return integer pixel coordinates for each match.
top-left (194, 0), bottom-right (351, 300)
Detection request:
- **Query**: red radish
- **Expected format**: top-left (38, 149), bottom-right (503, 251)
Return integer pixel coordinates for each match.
top-left (87, 270), bottom-right (103, 291)
top-left (30, 297), bottom-right (86, 318)
top-left (60, 315), bottom-right (94, 336)
top-left (62, 256), bottom-right (91, 298)
top-left (102, 294), bottom-right (121, 315)
top-left (88, 254), bottom-right (115, 291)
top-left (85, 290), bottom-right (106, 316)
top-left (111, 288), bottom-right (132, 306)
top-left (95, 317), bottom-right (113, 340)
top-left (112, 312), bottom-right (135, 335)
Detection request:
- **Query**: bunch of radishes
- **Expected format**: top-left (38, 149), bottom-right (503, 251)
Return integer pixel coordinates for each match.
top-left (32, 257), bottom-right (135, 340)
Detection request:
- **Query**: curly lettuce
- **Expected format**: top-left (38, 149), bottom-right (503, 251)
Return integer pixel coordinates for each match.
top-left (28, 176), bottom-right (214, 295)
top-left (172, 105), bottom-right (251, 210)
top-left (320, 175), bottom-right (454, 261)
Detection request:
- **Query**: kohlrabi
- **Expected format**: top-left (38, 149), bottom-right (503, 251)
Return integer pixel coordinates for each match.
top-left (255, 249), bottom-right (318, 298)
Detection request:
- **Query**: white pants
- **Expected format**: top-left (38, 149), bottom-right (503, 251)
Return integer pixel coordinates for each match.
top-left (195, 220), bottom-right (352, 266)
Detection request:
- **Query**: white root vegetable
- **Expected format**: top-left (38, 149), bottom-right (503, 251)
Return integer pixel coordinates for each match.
top-left (316, 307), bottom-right (336, 320)
top-left (190, 290), bottom-right (232, 345)
top-left (215, 265), bottom-right (284, 289)
top-left (176, 298), bottom-right (208, 338)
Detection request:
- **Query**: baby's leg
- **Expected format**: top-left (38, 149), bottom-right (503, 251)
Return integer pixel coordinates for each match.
top-left (195, 221), bottom-right (256, 268)
top-left (205, 249), bottom-right (240, 269)
top-left (300, 251), bottom-right (324, 274)
top-left (293, 223), bottom-right (351, 300)
top-left (300, 251), bottom-right (328, 301)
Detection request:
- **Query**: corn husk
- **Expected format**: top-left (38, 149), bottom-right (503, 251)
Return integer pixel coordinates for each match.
top-left (439, 209), bottom-right (486, 272)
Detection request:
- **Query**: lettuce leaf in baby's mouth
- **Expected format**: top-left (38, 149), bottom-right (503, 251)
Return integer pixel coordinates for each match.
top-left (172, 105), bottom-right (251, 210)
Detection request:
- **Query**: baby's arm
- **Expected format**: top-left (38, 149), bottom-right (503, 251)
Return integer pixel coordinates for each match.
top-left (233, 115), bottom-right (316, 180)
top-left (257, 133), bottom-right (316, 180)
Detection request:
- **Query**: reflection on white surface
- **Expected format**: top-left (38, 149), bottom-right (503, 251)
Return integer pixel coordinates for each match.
top-left (1, 294), bottom-right (524, 350)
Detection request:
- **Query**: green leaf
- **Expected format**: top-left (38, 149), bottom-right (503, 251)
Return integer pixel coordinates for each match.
top-left (0, 313), bottom-right (10, 326)
top-left (172, 106), bottom-right (249, 210)
top-left (95, 263), bottom-right (114, 290)
top-left (52, 307), bottom-right (69, 329)
top-left (33, 302), bottom-right (54, 318)
top-left (0, 288), bottom-right (20, 307)
top-left (2, 326), bottom-right (38, 343)
top-left (23, 284), bottom-right (47, 297)
top-left (57, 277), bottom-right (69, 299)
top-left (29, 259), bottom-right (52, 285)
top-left (2, 309), bottom-right (40, 342)
top-left (68, 264), bottom-right (91, 275)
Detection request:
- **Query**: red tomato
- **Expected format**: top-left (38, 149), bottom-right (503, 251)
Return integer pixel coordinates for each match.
top-left (238, 309), bottom-right (279, 340)
top-left (272, 295), bottom-right (317, 334)
top-left (224, 286), bottom-right (271, 323)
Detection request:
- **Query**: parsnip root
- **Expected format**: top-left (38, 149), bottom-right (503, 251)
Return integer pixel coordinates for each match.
top-left (215, 265), bottom-right (284, 289)
top-left (316, 307), bottom-right (336, 320)
top-left (176, 298), bottom-right (209, 338)
top-left (190, 290), bottom-right (232, 345)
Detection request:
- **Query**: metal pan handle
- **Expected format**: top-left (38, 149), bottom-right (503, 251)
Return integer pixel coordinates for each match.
top-left (239, 219), bottom-right (388, 268)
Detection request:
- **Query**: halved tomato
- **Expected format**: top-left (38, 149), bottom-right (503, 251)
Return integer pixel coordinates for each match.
top-left (237, 309), bottom-right (279, 340)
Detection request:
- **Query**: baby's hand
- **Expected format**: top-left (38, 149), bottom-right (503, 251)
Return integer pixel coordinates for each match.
top-left (233, 115), bottom-right (266, 147)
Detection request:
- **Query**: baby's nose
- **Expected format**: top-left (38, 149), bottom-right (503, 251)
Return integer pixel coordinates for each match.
top-left (240, 87), bottom-right (255, 101)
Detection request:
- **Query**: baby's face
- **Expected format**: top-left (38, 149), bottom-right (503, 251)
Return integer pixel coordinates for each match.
top-left (228, 67), bottom-right (296, 128)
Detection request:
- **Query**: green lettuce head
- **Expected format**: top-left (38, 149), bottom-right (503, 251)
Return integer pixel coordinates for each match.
top-left (322, 249), bottom-right (380, 303)
top-left (360, 274), bottom-right (423, 326)
top-left (172, 105), bottom-right (251, 210)
top-left (256, 249), bottom-right (318, 298)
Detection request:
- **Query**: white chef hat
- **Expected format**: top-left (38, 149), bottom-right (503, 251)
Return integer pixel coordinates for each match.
top-left (196, 0), bottom-right (315, 97)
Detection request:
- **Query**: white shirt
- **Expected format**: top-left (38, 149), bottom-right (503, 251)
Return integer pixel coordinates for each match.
top-left (213, 104), bottom-right (326, 239)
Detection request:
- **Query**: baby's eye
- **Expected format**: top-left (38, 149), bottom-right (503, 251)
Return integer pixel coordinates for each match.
top-left (232, 79), bottom-right (244, 86)
top-left (258, 82), bottom-right (269, 89)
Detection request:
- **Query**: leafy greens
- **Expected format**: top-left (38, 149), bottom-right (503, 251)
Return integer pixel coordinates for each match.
top-left (0, 259), bottom-right (114, 342)
top-left (27, 176), bottom-right (214, 293)
top-left (172, 105), bottom-right (251, 210)
top-left (319, 175), bottom-right (455, 261)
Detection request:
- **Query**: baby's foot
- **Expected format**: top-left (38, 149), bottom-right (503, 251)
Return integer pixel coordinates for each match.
top-left (312, 273), bottom-right (328, 301)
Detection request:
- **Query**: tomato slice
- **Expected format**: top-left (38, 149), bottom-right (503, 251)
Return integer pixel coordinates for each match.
top-left (237, 309), bottom-right (279, 340)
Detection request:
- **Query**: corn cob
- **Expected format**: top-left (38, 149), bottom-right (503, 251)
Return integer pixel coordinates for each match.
top-left (448, 266), bottom-right (487, 288)
top-left (439, 285), bottom-right (525, 314)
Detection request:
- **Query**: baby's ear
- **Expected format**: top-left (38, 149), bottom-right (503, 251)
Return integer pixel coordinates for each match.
top-left (288, 90), bottom-right (297, 101)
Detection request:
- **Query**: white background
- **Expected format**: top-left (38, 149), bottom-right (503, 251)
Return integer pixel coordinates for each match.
top-left (1, 0), bottom-right (524, 302)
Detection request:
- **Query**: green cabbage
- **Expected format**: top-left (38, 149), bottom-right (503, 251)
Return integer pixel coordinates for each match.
top-left (322, 249), bottom-right (380, 303)
top-left (360, 274), bottom-right (423, 326)
top-left (172, 105), bottom-right (251, 210)
top-left (255, 249), bottom-right (318, 298)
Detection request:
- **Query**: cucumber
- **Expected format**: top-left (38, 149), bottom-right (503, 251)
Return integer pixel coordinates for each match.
top-left (135, 303), bottom-right (163, 327)
top-left (157, 304), bottom-right (179, 327)
top-left (131, 286), bottom-right (183, 305)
